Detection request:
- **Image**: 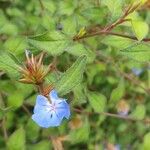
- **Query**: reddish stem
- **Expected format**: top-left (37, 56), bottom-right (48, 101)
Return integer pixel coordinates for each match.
top-left (74, 3), bottom-right (150, 42)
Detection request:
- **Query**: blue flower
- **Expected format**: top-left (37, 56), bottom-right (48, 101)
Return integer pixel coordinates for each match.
top-left (32, 89), bottom-right (70, 128)
top-left (118, 111), bottom-right (129, 116)
top-left (115, 144), bottom-right (120, 150)
top-left (131, 68), bottom-right (143, 76)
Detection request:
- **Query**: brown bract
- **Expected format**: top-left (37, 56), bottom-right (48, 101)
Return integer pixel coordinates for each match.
top-left (18, 51), bottom-right (51, 85)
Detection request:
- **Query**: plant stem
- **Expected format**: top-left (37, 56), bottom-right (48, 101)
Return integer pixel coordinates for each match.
top-left (37, 83), bottom-right (44, 94)
top-left (22, 104), bottom-right (31, 116)
top-left (39, 0), bottom-right (44, 11)
top-left (74, 108), bottom-right (150, 124)
top-left (2, 117), bottom-right (8, 142)
top-left (96, 51), bottom-right (150, 95)
top-left (75, 30), bottom-right (150, 42)
top-left (74, 3), bottom-right (150, 42)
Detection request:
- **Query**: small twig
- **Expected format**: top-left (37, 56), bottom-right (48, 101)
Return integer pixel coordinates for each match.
top-left (74, 3), bottom-right (150, 42)
top-left (2, 117), bottom-right (8, 142)
top-left (50, 136), bottom-right (64, 150)
top-left (37, 83), bottom-right (44, 94)
top-left (74, 108), bottom-right (150, 124)
top-left (39, 0), bottom-right (44, 16)
top-left (0, 34), bottom-right (8, 42)
top-left (119, 71), bottom-right (150, 95)
top-left (39, 0), bottom-right (44, 11)
top-left (103, 31), bottom-right (150, 42)
top-left (114, 64), bottom-right (150, 95)
top-left (22, 104), bottom-right (31, 116)
top-left (103, 3), bottom-right (140, 31)
top-left (74, 30), bottom-right (150, 42)
top-left (0, 93), bottom-right (8, 142)
top-left (96, 51), bottom-right (150, 95)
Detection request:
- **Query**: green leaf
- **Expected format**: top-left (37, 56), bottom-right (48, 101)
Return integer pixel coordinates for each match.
top-left (58, 1), bottom-right (76, 15)
top-left (143, 132), bottom-right (150, 150)
top-left (120, 42), bottom-right (150, 62)
top-left (7, 91), bottom-right (24, 108)
top-left (0, 107), bottom-right (13, 113)
top-left (0, 107), bottom-right (13, 119)
top-left (28, 31), bottom-right (69, 56)
top-left (26, 118), bottom-right (40, 141)
top-left (28, 31), bottom-right (95, 62)
top-left (102, 36), bottom-right (133, 49)
top-left (55, 55), bottom-right (87, 95)
top-left (130, 104), bottom-right (146, 120)
top-left (73, 13), bottom-right (89, 27)
top-left (72, 83), bottom-right (86, 104)
top-left (102, 36), bottom-right (150, 62)
top-left (109, 79), bottom-right (125, 105)
top-left (132, 20), bottom-right (149, 41)
top-left (69, 118), bottom-right (89, 144)
top-left (7, 52), bottom-right (22, 66)
top-left (61, 17), bottom-right (77, 35)
top-left (87, 92), bottom-right (107, 112)
top-left (27, 140), bottom-right (51, 150)
top-left (0, 52), bottom-right (19, 78)
top-left (131, 0), bottom-right (147, 5)
top-left (102, 0), bottom-right (123, 20)
top-left (66, 43), bottom-right (95, 63)
top-left (7, 127), bottom-right (26, 150)
top-left (82, 7), bottom-right (107, 24)
top-left (42, 1), bottom-right (56, 14)
top-left (4, 37), bottom-right (27, 55)
top-left (86, 63), bottom-right (106, 85)
top-left (41, 11), bottom-right (55, 30)
top-left (0, 23), bottom-right (18, 35)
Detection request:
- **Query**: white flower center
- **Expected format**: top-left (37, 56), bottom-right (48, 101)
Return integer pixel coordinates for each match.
top-left (46, 103), bottom-right (56, 112)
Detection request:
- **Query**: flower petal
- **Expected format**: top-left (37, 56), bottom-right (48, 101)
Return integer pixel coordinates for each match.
top-left (32, 90), bottom-right (70, 128)
top-left (32, 111), bottom-right (61, 128)
top-left (49, 89), bottom-right (58, 102)
top-left (33, 103), bottom-right (51, 114)
top-left (36, 95), bottom-right (49, 106)
top-left (56, 100), bottom-right (70, 119)
top-left (33, 95), bottom-right (51, 114)
top-left (132, 68), bottom-right (143, 76)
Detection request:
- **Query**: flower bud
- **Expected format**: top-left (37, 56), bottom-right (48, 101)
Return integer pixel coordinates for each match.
top-left (116, 100), bottom-right (130, 116)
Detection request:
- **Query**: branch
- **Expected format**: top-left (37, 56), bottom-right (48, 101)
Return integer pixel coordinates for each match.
top-left (38, 0), bottom-right (45, 16)
top-left (74, 30), bottom-right (150, 42)
top-left (2, 117), bottom-right (8, 142)
top-left (73, 3), bottom-right (150, 42)
top-left (74, 108), bottom-right (150, 124)
top-left (96, 51), bottom-right (150, 95)
top-left (22, 104), bottom-right (31, 116)
top-left (103, 31), bottom-right (150, 42)
top-left (118, 71), bottom-right (150, 95)
top-left (103, 3), bottom-right (141, 32)
top-left (39, 0), bottom-right (44, 11)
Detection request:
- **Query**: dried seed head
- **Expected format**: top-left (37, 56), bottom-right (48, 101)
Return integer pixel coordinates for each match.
top-left (19, 51), bottom-right (51, 84)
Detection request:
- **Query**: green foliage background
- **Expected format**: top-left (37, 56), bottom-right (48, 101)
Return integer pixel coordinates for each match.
top-left (0, 0), bottom-right (150, 149)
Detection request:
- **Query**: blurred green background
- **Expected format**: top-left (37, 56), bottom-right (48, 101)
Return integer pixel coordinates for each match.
top-left (0, 0), bottom-right (150, 149)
